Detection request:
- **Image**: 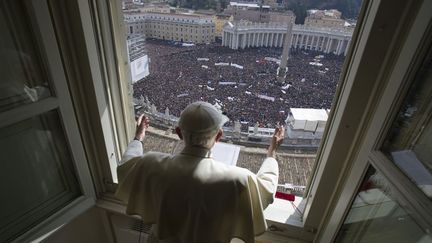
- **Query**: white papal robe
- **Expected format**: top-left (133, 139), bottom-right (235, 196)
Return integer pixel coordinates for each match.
top-left (116, 140), bottom-right (279, 243)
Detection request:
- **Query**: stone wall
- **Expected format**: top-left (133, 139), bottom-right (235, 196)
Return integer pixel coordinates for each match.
top-left (142, 131), bottom-right (316, 188)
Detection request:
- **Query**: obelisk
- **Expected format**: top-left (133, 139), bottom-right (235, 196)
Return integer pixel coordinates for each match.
top-left (277, 22), bottom-right (293, 83)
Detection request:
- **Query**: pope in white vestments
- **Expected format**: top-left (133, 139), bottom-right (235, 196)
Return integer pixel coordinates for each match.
top-left (116, 102), bottom-right (284, 243)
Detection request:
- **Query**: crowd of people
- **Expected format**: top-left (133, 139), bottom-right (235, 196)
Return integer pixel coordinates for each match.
top-left (133, 39), bottom-right (345, 128)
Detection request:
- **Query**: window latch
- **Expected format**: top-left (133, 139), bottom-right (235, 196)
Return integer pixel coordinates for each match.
top-left (268, 225), bottom-right (284, 232)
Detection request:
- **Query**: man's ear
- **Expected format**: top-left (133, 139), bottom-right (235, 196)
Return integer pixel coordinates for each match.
top-left (175, 127), bottom-right (183, 140)
top-left (215, 129), bottom-right (223, 142)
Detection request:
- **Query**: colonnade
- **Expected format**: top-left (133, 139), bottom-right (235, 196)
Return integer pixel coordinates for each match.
top-left (222, 24), bottom-right (352, 56)
top-left (223, 31), bottom-right (287, 49)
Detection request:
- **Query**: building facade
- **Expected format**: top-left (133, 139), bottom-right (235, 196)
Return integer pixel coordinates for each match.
top-left (224, 2), bottom-right (295, 23)
top-left (222, 21), bottom-right (353, 56)
top-left (124, 12), bottom-right (215, 44)
top-left (213, 14), bottom-right (234, 37)
top-left (304, 9), bottom-right (354, 31)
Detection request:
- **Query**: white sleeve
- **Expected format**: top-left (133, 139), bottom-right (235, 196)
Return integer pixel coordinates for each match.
top-left (118, 140), bottom-right (143, 166)
top-left (242, 158), bottom-right (279, 236)
top-left (116, 140), bottom-right (144, 199)
top-left (256, 157), bottom-right (279, 208)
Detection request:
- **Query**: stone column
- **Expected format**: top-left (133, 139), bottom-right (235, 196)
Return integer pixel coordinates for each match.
top-left (283, 33), bottom-right (286, 48)
top-left (231, 32), bottom-right (235, 49)
top-left (326, 37), bottom-right (332, 53)
top-left (256, 33), bottom-right (260, 46)
top-left (333, 39), bottom-right (338, 54)
top-left (310, 35), bottom-right (314, 50)
top-left (319, 36), bottom-right (322, 50)
top-left (256, 33), bottom-right (259, 47)
top-left (237, 34), bottom-right (240, 49)
top-left (334, 39), bottom-right (339, 54)
top-left (314, 35), bottom-right (319, 51)
top-left (291, 34), bottom-right (295, 48)
top-left (300, 34), bottom-right (305, 49)
top-left (336, 39), bottom-right (342, 55)
top-left (277, 33), bottom-right (280, 47)
top-left (290, 34), bottom-right (294, 49)
top-left (269, 33), bottom-right (273, 47)
top-left (280, 33), bottom-right (284, 47)
top-left (310, 35), bottom-right (313, 50)
top-left (344, 39), bottom-right (350, 56)
top-left (260, 32), bottom-right (264, 46)
top-left (298, 34), bottom-right (302, 48)
top-left (297, 34), bottom-right (303, 49)
top-left (304, 35), bottom-right (308, 49)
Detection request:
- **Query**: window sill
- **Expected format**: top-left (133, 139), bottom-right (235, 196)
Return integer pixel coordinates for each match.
top-left (15, 196), bottom-right (95, 243)
top-left (264, 197), bottom-right (304, 227)
top-left (97, 194), bottom-right (315, 242)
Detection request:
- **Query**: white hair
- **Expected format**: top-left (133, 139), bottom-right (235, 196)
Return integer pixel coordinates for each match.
top-left (181, 129), bottom-right (219, 148)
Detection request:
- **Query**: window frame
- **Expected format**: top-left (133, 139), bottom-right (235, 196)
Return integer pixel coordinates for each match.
top-left (89, 0), bottom-right (372, 238)
top-left (1, 0), bottom-right (97, 241)
top-left (62, 0), bottom-right (432, 242)
top-left (313, 0), bottom-right (432, 242)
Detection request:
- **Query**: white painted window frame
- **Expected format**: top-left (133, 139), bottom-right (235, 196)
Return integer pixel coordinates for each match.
top-left (82, 0), bottom-right (387, 241)
top-left (3, 0), bottom-right (96, 242)
top-left (315, 0), bottom-right (432, 242)
top-left (51, 0), bottom-right (432, 242)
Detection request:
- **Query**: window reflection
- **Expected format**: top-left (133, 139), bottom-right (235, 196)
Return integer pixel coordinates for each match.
top-left (335, 167), bottom-right (431, 243)
top-left (382, 51), bottom-right (432, 199)
top-left (0, 1), bottom-right (51, 112)
top-left (0, 110), bottom-right (80, 242)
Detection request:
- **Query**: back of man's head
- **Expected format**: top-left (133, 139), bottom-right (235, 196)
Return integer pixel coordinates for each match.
top-left (178, 101), bottom-right (229, 148)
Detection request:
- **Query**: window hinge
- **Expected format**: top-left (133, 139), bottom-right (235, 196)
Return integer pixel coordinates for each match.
top-left (305, 226), bottom-right (317, 234)
top-left (103, 178), bottom-right (116, 186)
top-left (268, 225), bottom-right (284, 232)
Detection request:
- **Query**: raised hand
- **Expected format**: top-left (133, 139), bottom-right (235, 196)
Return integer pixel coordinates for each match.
top-left (267, 125), bottom-right (285, 158)
top-left (135, 115), bottom-right (150, 141)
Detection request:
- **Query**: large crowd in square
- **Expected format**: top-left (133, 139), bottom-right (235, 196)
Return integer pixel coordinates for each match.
top-left (133, 39), bottom-right (345, 128)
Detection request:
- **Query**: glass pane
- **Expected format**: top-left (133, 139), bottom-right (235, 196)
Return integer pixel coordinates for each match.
top-left (0, 110), bottom-right (81, 242)
top-left (335, 167), bottom-right (431, 243)
top-left (0, 1), bottom-right (52, 112)
top-left (382, 52), bottom-right (432, 199)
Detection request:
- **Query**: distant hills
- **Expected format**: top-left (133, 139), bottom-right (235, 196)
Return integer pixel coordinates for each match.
top-left (170, 0), bottom-right (363, 23)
